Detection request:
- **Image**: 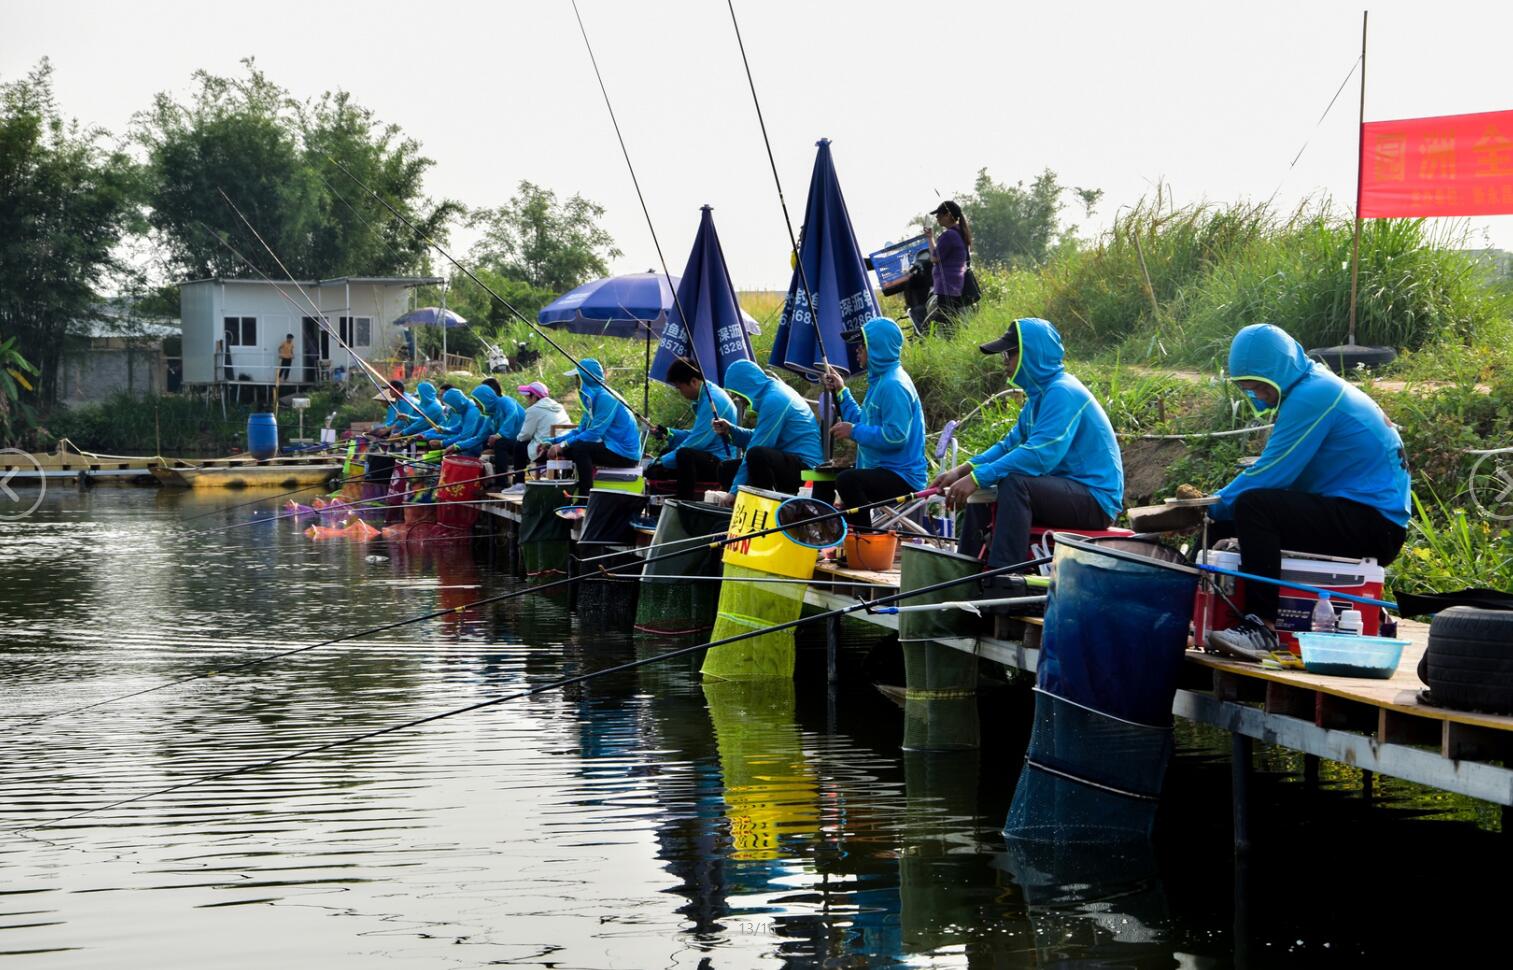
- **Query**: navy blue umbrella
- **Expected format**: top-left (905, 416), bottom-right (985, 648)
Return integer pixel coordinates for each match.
top-left (650, 206), bottom-right (756, 388)
top-left (537, 272), bottom-right (675, 337)
top-left (769, 139), bottom-right (879, 380)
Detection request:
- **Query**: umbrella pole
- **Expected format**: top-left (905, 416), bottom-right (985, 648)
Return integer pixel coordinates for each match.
top-left (644, 318), bottom-right (651, 418)
top-left (441, 282), bottom-right (448, 373)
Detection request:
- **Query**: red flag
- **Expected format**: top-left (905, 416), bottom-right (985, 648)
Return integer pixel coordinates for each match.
top-left (1359, 109), bottom-right (1513, 218)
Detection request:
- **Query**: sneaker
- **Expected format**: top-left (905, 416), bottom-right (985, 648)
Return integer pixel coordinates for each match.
top-left (1207, 615), bottom-right (1280, 662)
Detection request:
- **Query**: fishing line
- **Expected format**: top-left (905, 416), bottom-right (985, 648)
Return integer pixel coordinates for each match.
top-left (10, 551), bottom-right (1050, 835)
top-left (13, 487), bottom-right (937, 727)
top-left (321, 155), bottom-right (654, 428)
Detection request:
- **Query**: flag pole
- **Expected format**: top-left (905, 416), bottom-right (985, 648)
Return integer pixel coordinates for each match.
top-left (1346, 9), bottom-right (1368, 347)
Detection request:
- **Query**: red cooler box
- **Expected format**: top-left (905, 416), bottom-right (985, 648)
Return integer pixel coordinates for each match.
top-left (1193, 549), bottom-right (1385, 653)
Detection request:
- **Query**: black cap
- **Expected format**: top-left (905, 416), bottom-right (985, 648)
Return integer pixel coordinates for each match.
top-left (840, 327), bottom-right (865, 345)
top-left (979, 323), bottom-right (1020, 355)
top-left (931, 200), bottom-right (962, 219)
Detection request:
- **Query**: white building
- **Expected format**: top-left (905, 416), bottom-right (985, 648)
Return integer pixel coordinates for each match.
top-left (179, 277), bottom-right (443, 387)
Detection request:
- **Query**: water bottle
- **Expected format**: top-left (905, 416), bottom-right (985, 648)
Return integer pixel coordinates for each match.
top-left (1338, 608), bottom-right (1364, 636)
top-left (1311, 592), bottom-right (1337, 634)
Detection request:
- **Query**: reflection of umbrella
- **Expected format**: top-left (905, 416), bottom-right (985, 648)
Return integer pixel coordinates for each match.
top-left (539, 272), bottom-right (762, 339)
top-left (769, 138), bottom-right (878, 380)
top-left (650, 206), bottom-right (756, 388)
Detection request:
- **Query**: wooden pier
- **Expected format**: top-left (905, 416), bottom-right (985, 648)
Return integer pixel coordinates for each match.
top-left (479, 490), bottom-right (1513, 840)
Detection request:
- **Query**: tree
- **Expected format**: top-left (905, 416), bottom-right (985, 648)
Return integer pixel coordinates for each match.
top-left (467, 181), bottom-right (620, 294)
top-left (135, 59), bottom-right (459, 281)
top-left (0, 60), bottom-right (142, 405)
top-left (959, 167), bottom-right (1068, 268)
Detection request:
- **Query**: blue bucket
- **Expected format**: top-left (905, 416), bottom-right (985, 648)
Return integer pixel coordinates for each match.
top-left (1037, 536), bottom-right (1199, 727)
top-left (246, 412), bottom-right (279, 460)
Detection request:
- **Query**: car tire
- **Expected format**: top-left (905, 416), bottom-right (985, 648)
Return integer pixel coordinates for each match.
top-left (1422, 606), bottom-right (1513, 715)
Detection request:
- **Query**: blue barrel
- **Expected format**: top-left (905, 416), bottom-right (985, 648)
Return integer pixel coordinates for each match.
top-left (1037, 536), bottom-right (1199, 726)
top-left (247, 412), bottom-right (279, 459)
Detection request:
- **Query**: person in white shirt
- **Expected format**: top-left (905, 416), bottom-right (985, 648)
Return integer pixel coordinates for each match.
top-left (513, 381), bottom-right (572, 483)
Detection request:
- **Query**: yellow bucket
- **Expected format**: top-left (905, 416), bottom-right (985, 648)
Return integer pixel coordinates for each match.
top-left (722, 486), bottom-right (818, 580)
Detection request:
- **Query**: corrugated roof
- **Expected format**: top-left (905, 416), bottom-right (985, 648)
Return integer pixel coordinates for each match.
top-left (179, 276), bottom-right (444, 287)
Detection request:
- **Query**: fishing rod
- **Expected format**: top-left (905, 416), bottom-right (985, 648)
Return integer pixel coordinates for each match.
top-left (320, 158), bottom-right (655, 429)
top-left (725, 0), bottom-right (847, 429)
top-left (12, 550), bottom-right (1050, 836)
top-left (15, 486), bottom-right (941, 728)
top-left (570, 0), bottom-right (725, 438)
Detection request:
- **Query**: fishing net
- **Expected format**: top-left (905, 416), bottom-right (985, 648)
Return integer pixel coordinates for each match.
top-left (635, 500), bottom-right (732, 636)
top-left (522, 481), bottom-right (575, 579)
top-left (700, 563), bottom-right (806, 680)
top-left (777, 497), bottom-right (846, 549)
top-left (703, 678), bottom-right (819, 861)
top-left (898, 545), bottom-right (982, 750)
top-left (1004, 689), bottom-right (1173, 844)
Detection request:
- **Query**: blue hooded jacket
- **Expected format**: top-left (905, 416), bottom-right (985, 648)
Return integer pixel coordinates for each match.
top-left (474, 384), bottom-right (526, 441)
top-left (968, 318), bottom-right (1124, 520)
top-left (438, 387), bottom-right (487, 455)
top-left (399, 381), bottom-right (446, 436)
top-left (660, 380), bottom-right (738, 468)
top-left (722, 360), bottom-right (824, 490)
top-left (837, 317), bottom-right (927, 489)
top-left (548, 358), bottom-right (643, 462)
top-left (383, 393), bottom-right (420, 430)
top-left (1214, 324), bottom-right (1411, 526)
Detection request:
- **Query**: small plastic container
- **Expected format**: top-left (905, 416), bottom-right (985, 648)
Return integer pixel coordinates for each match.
top-left (1296, 632), bottom-right (1411, 679)
top-left (1338, 608), bottom-right (1364, 636)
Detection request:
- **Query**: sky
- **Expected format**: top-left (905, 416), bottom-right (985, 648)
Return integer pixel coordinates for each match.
top-left (4, 0), bottom-right (1510, 290)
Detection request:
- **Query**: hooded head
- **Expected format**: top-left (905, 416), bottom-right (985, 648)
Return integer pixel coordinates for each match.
top-left (722, 359), bottom-right (770, 411)
top-left (472, 383), bottom-right (500, 414)
top-left (1227, 324), bottom-right (1313, 415)
top-left (415, 381), bottom-right (437, 406)
top-left (859, 316), bottom-right (903, 381)
top-left (981, 318), bottom-right (1064, 393)
top-left (442, 387), bottom-right (474, 415)
top-left (570, 358), bottom-right (607, 402)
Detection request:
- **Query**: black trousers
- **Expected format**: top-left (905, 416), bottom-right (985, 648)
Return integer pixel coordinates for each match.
top-left (744, 446), bottom-right (808, 495)
top-left (836, 467), bottom-right (912, 532)
top-left (1206, 489), bottom-right (1406, 624)
top-left (491, 438), bottom-right (532, 484)
top-left (649, 448), bottom-right (726, 501)
top-left (958, 473), bottom-right (1111, 569)
top-left (277, 359), bottom-right (292, 381)
top-left (564, 440), bottom-right (637, 491)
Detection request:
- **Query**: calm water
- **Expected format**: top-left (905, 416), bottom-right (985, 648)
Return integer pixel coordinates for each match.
top-left (0, 488), bottom-right (1503, 968)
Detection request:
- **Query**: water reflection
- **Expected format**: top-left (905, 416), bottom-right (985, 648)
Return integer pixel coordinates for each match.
top-left (0, 489), bottom-right (1504, 967)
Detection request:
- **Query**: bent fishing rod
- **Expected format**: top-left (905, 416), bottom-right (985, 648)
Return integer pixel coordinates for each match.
top-left (726, 0), bottom-right (847, 419)
top-left (570, 0), bottom-right (725, 435)
top-left (321, 156), bottom-right (655, 430)
top-left (15, 486), bottom-right (942, 728)
top-left (12, 549), bottom-right (1050, 836)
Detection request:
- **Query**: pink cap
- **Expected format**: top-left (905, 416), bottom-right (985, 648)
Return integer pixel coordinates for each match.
top-left (518, 380), bottom-right (549, 399)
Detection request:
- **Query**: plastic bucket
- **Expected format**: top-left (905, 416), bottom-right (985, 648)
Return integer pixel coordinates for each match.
top-left (722, 486), bottom-right (819, 580)
top-left (1039, 536), bottom-right (1199, 727)
top-left (246, 412), bottom-right (279, 460)
top-left (435, 454), bottom-right (484, 530)
top-left (845, 530), bottom-right (899, 572)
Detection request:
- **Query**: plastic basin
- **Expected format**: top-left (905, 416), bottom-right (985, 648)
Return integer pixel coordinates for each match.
top-left (1296, 632), bottom-right (1410, 679)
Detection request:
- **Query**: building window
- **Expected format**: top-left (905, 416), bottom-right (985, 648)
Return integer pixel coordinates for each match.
top-left (224, 316), bottom-right (257, 347)
top-left (340, 316), bottom-right (372, 348)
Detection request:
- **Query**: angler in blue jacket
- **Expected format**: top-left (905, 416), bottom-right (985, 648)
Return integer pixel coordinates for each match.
top-left (645, 357), bottom-right (739, 500)
top-left (371, 380), bottom-right (419, 438)
top-left (546, 358), bottom-right (642, 490)
top-left (1205, 323), bottom-right (1411, 659)
top-left (934, 318), bottom-right (1124, 579)
top-left (398, 381), bottom-right (446, 437)
top-left (820, 316), bottom-right (927, 531)
top-left (429, 387), bottom-right (487, 456)
top-left (715, 359), bottom-right (823, 495)
top-left (466, 382), bottom-right (526, 475)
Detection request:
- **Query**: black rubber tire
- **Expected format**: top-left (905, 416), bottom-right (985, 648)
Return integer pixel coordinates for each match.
top-left (1423, 606), bottom-right (1513, 714)
top-left (1307, 344), bottom-right (1398, 373)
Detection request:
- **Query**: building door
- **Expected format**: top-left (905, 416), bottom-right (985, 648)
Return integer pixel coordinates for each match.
top-left (302, 317), bottom-right (324, 382)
